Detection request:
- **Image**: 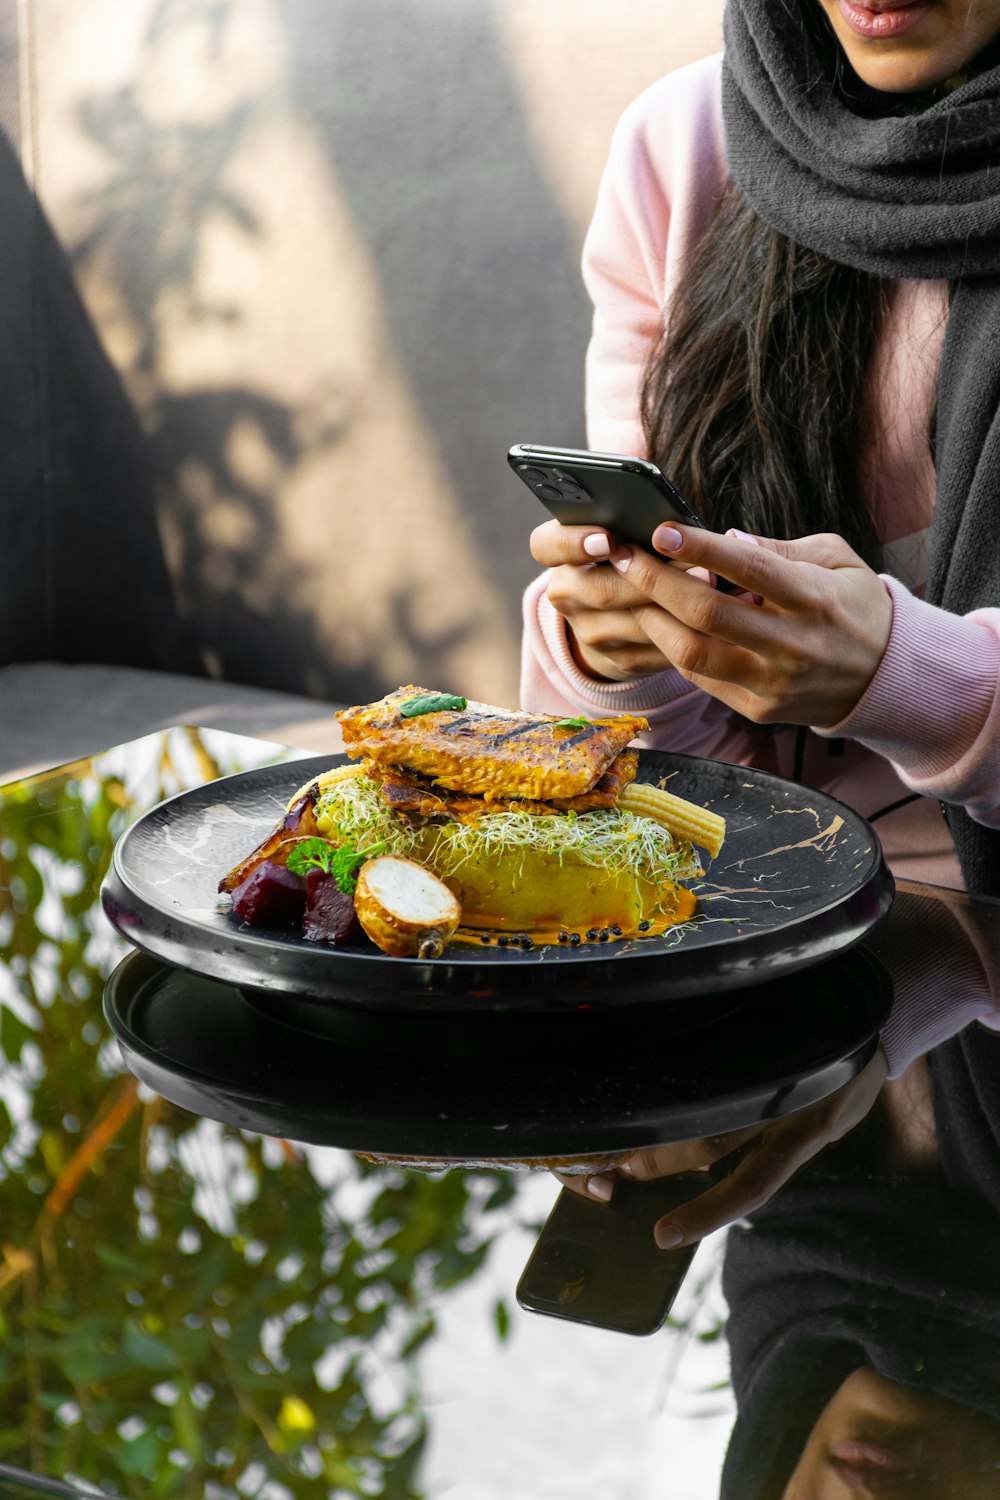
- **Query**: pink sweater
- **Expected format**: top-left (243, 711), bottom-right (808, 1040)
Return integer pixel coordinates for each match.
top-left (519, 55), bottom-right (1000, 1074)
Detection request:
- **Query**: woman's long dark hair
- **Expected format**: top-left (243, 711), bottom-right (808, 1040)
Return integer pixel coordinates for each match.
top-left (640, 179), bottom-right (888, 563)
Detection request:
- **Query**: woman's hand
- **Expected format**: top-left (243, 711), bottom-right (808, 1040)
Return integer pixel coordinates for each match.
top-left (555, 1046), bottom-right (889, 1249)
top-left (608, 523), bottom-right (893, 728)
top-left (529, 520), bottom-right (674, 681)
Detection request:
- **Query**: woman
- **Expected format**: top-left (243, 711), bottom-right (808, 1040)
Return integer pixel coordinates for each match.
top-left (526, 0), bottom-right (1000, 1233)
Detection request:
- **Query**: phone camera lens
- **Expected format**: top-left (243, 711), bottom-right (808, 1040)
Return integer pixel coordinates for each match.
top-left (518, 465), bottom-right (547, 484)
top-left (551, 469), bottom-right (590, 502)
top-left (537, 483), bottom-right (563, 502)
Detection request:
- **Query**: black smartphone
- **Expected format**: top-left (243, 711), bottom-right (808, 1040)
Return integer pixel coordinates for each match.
top-left (508, 441), bottom-right (705, 542)
top-left (508, 443), bottom-right (737, 591)
top-left (516, 1173), bottom-right (706, 1337)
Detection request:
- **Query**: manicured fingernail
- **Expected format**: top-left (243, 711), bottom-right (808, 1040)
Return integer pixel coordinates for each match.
top-left (582, 532), bottom-right (611, 558)
top-left (687, 566), bottom-right (714, 586)
top-left (587, 1175), bottom-right (613, 1201)
top-left (654, 1220), bottom-right (684, 1249)
top-left (618, 1159), bottom-right (634, 1178)
top-left (726, 528), bottom-right (760, 546)
top-left (652, 525), bottom-right (683, 552)
top-left (609, 548), bottom-right (632, 574)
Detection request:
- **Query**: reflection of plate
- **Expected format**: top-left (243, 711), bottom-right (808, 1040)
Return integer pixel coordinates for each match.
top-left (100, 751), bottom-right (893, 1014)
top-left (103, 947), bottom-right (892, 1155)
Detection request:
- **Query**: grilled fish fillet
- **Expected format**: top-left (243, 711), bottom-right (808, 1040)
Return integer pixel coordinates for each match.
top-left (365, 750), bottom-right (639, 821)
top-left (337, 687), bottom-right (648, 800)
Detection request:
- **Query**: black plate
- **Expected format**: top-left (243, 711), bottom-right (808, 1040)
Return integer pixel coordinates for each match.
top-left (100, 751), bottom-right (893, 1016)
top-left (104, 947), bottom-right (892, 1158)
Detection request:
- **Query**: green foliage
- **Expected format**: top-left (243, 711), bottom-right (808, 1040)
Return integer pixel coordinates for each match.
top-left (493, 1298), bottom-right (511, 1344)
top-left (0, 728), bottom-right (517, 1498)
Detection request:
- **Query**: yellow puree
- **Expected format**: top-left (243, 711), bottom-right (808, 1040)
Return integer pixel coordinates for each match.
top-left (402, 833), bottom-right (697, 945)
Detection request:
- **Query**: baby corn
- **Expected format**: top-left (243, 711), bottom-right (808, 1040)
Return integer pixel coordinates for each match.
top-left (285, 762), bottom-right (363, 811)
top-left (620, 782), bottom-right (726, 859)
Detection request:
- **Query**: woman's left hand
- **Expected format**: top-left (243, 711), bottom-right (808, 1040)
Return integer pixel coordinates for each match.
top-left (609, 524), bottom-right (893, 728)
top-left (555, 1046), bottom-right (889, 1248)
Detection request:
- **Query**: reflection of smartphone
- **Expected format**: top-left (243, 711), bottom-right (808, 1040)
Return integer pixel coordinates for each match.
top-left (516, 1174), bottom-right (705, 1337)
top-left (508, 443), bottom-right (737, 591)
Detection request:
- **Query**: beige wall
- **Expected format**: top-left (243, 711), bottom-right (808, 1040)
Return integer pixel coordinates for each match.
top-left (19, 0), bottom-right (724, 706)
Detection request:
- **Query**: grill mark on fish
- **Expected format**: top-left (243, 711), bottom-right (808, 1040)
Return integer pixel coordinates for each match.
top-left (558, 726), bottom-right (604, 749)
top-left (433, 717), bottom-right (548, 747)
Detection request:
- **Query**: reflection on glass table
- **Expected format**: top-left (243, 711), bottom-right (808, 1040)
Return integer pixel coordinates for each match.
top-left (2, 727), bottom-right (1000, 1499)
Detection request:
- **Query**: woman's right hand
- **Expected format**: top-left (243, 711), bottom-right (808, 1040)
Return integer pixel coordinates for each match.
top-left (529, 520), bottom-right (673, 681)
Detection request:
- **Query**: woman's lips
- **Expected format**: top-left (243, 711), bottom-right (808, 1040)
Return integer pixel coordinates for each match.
top-left (828, 1438), bottom-right (919, 1490)
top-left (836, 0), bottom-right (935, 39)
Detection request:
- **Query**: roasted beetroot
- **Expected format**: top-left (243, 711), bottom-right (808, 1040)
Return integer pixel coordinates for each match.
top-left (231, 859), bottom-right (306, 927)
top-left (302, 869), bottom-right (359, 944)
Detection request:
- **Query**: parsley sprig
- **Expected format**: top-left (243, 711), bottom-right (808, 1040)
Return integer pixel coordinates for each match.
top-left (286, 837), bottom-right (385, 894)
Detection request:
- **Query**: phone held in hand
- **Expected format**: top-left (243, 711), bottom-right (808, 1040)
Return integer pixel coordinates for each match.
top-left (508, 442), bottom-right (704, 543)
top-left (516, 1173), bottom-right (705, 1337)
top-left (508, 443), bottom-right (738, 592)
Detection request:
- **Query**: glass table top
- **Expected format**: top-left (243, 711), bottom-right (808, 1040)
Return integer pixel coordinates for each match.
top-left (2, 726), bottom-right (999, 1499)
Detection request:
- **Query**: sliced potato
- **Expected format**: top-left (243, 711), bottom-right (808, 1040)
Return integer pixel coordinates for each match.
top-left (354, 855), bottom-right (461, 958)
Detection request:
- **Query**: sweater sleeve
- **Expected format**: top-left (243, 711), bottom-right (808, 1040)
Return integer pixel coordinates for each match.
top-left (582, 55), bottom-right (727, 457)
top-left (873, 886), bottom-right (1000, 1079)
top-left (818, 576), bottom-right (1000, 829)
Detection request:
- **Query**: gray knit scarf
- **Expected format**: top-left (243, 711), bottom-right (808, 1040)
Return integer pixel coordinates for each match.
top-left (721, 0), bottom-right (1000, 896)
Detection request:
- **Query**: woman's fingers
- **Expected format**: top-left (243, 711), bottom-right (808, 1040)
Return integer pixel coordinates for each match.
top-left (643, 524), bottom-right (858, 607)
top-left (604, 522), bottom-right (892, 726)
top-left (539, 539), bottom-right (675, 678)
top-left (653, 1048), bottom-right (889, 1248)
top-left (552, 1124), bottom-right (767, 1204)
top-left (553, 1170), bottom-right (615, 1202)
top-left (552, 1048), bottom-right (887, 1236)
top-left (621, 1124), bottom-right (766, 1182)
top-left (651, 1127), bottom-right (827, 1247)
top-left (531, 519), bottom-right (706, 587)
top-left (530, 519), bottom-right (615, 566)
top-left (545, 562), bottom-right (652, 618)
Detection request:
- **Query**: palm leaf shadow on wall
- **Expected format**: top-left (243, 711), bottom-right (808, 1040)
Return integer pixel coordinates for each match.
top-left (70, 78), bottom-right (366, 701)
top-left (64, 0), bottom-right (589, 702)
